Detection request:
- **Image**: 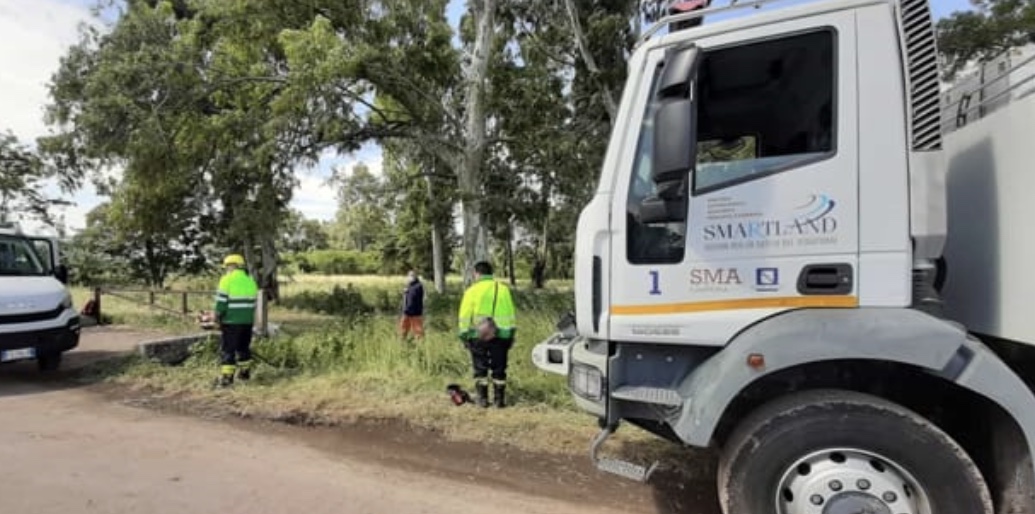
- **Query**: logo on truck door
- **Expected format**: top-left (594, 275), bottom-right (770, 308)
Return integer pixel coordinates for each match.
top-left (700, 194), bottom-right (839, 251)
top-left (755, 267), bottom-right (779, 292)
top-left (688, 267), bottom-right (743, 293)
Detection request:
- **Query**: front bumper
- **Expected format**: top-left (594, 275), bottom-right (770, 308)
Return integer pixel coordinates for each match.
top-left (532, 320), bottom-right (608, 418)
top-left (0, 317), bottom-right (80, 362)
top-left (531, 331), bottom-right (578, 376)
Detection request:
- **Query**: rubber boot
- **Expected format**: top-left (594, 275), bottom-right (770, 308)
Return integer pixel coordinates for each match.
top-left (475, 383), bottom-right (489, 408)
top-left (215, 374), bottom-right (233, 388)
top-left (493, 384), bottom-right (506, 408)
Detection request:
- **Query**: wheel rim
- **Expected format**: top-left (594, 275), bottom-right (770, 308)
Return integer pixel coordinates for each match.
top-left (775, 448), bottom-right (931, 514)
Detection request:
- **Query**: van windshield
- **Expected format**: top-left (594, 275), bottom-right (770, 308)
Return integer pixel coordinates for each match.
top-left (0, 235), bottom-right (46, 276)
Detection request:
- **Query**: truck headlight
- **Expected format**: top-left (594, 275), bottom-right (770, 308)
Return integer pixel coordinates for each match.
top-left (569, 363), bottom-right (605, 401)
top-left (60, 293), bottom-right (73, 310)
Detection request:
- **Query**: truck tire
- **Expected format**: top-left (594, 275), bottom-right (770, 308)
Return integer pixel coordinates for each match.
top-left (716, 389), bottom-right (992, 514)
top-left (37, 352), bottom-right (61, 372)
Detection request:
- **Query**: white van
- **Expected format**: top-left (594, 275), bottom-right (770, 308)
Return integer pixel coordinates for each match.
top-left (0, 222), bottom-right (79, 371)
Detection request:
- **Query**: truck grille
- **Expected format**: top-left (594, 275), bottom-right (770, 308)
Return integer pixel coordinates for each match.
top-left (899, 0), bottom-right (943, 151)
top-left (0, 305), bottom-right (64, 325)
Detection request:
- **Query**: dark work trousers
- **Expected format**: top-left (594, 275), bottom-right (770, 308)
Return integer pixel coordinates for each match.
top-left (220, 324), bottom-right (253, 370)
top-left (469, 337), bottom-right (514, 384)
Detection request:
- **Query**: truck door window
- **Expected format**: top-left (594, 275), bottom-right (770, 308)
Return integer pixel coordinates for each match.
top-left (627, 67), bottom-right (689, 265)
top-left (693, 29), bottom-right (835, 194)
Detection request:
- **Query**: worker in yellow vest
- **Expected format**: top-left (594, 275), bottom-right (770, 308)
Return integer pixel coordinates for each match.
top-left (457, 261), bottom-right (517, 408)
top-left (214, 254), bottom-right (259, 387)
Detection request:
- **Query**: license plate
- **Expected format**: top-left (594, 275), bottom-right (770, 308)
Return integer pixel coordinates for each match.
top-left (1, 347), bottom-right (36, 362)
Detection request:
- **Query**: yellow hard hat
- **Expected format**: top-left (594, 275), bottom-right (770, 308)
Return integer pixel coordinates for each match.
top-left (223, 254), bottom-right (245, 267)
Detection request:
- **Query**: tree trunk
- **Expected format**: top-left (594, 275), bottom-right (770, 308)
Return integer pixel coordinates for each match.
top-left (144, 238), bottom-right (163, 288)
top-left (506, 220), bottom-right (516, 287)
top-left (564, 0), bottom-right (618, 125)
top-left (430, 223), bottom-right (446, 293)
top-left (459, 0), bottom-right (496, 285)
top-left (534, 180), bottom-right (551, 289)
top-left (259, 235), bottom-right (279, 302)
top-left (425, 174), bottom-right (447, 294)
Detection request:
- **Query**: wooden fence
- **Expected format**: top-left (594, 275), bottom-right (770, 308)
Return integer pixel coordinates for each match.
top-left (89, 287), bottom-right (270, 334)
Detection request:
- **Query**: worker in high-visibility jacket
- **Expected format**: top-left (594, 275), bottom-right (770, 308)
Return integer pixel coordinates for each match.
top-left (457, 261), bottom-right (517, 408)
top-left (214, 254), bottom-right (259, 387)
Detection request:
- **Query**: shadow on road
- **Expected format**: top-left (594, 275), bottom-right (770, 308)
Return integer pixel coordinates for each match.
top-left (235, 409), bottom-right (725, 514)
top-left (610, 438), bottom-right (722, 514)
top-left (0, 326), bottom-right (154, 399)
top-left (0, 350), bottom-right (138, 399)
top-left (649, 469), bottom-right (721, 514)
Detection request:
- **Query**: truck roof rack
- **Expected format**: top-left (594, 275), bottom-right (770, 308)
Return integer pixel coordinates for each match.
top-left (637, 0), bottom-right (810, 48)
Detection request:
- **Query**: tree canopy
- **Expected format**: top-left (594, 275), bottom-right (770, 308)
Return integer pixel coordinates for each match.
top-left (937, 0), bottom-right (1035, 79)
top-left (20, 0), bottom-right (1002, 290)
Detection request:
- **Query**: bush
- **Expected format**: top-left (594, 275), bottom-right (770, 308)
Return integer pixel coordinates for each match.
top-left (279, 284), bottom-right (375, 318)
top-left (278, 280), bottom-right (572, 320)
top-left (300, 250), bottom-right (381, 275)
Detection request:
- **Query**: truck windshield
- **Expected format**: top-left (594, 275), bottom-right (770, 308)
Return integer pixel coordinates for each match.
top-left (0, 235), bottom-right (47, 276)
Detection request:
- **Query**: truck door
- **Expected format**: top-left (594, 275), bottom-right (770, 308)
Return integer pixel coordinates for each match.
top-left (610, 12), bottom-right (858, 345)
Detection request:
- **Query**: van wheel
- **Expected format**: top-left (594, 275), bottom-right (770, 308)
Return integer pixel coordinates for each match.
top-left (37, 352), bottom-right (62, 372)
top-left (717, 389), bottom-right (992, 514)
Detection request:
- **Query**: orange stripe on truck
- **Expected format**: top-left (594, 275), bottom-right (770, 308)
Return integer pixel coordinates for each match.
top-left (610, 296), bottom-right (859, 316)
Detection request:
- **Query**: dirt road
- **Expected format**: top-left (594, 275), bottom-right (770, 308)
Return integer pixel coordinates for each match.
top-left (0, 327), bottom-right (718, 514)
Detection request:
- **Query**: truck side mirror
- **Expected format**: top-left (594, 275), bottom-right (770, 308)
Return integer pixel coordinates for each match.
top-left (642, 44), bottom-right (701, 224)
top-left (639, 193), bottom-right (687, 223)
top-left (653, 97), bottom-right (697, 189)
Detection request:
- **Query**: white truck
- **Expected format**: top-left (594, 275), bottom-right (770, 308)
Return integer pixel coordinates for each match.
top-left (0, 221), bottom-right (78, 371)
top-left (532, 0), bottom-right (1035, 513)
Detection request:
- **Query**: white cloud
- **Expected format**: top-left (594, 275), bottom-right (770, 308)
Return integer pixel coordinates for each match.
top-left (291, 150), bottom-right (384, 222)
top-left (0, 0), bottom-right (96, 142)
top-left (1, 0), bottom-right (96, 236)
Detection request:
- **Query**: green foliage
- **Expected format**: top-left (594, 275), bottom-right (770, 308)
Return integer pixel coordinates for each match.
top-left (0, 130), bottom-right (69, 225)
top-left (62, 202), bottom-right (213, 287)
top-left (937, 0), bottom-right (1035, 79)
top-left (276, 276), bottom-right (572, 322)
top-left (279, 284), bottom-right (375, 318)
top-left (297, 249), bottom-right (382, 275)
top-left (175, 279), bottom-right (575, 408)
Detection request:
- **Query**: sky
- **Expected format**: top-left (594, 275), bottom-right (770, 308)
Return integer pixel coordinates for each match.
top-left (2, 0), bottom-right (971, 236)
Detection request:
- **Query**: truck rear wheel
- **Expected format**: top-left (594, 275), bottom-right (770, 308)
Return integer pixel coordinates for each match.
top-left (716, 389), bottom-right (992, 514)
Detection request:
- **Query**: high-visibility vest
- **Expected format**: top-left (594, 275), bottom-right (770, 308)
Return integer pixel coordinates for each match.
top-left (214, 269), bottom-right (258, 325)
top-left (457, 276), bottom-right (516, 340)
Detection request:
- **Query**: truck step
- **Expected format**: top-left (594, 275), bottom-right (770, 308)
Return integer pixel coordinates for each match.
top-left (596, 457), bottom-right (659, 482)
top-left (611, 386), bottom-right (683, 407)
top-left (591, 425), bottom-right (660, 483)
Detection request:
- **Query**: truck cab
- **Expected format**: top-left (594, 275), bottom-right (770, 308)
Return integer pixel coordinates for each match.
top-left (533, 1), bottom-right (1035, 513)
top-left (0, 222), bottom-right (79, 371)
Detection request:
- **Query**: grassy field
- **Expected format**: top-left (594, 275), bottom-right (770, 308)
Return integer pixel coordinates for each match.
top-left (73, 274), bottom-right (705, 471)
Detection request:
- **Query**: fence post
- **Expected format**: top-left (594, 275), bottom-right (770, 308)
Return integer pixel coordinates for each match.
top-left (182, 292), bottom-right (189, 316)
top-left (149, 291), bottom-right (155, 305)
top-left (255, 288), bottom-right (269, 337)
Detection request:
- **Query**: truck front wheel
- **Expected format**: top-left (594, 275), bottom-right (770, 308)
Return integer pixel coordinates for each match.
top-left (716, 389), bottom-right (993, 514)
